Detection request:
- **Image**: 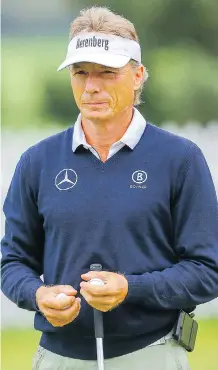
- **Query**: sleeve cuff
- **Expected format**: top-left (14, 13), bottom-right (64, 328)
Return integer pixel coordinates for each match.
top-left (28, 279), bottom-right (45, 312)
top-left (124, 274), bottom-right (149, 304)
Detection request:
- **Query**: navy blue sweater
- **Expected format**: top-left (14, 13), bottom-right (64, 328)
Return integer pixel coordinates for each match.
top-left (1, 123), bottom-right (218, 360)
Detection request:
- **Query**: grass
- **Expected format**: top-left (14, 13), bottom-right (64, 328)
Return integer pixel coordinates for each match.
top-left (188, 319), bottom-right (218, 370)
top-left (1, 319), bottom-right (218, 370)
top-left (1, 328), bottom-right (41, 370)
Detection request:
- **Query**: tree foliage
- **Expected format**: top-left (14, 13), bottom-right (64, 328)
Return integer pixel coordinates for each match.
top-left (63, 0), bottom-right (218, 125)
top-left (2, 1), bottom-right (218, 126)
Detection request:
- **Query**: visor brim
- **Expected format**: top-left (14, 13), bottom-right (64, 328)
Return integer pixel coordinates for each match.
top-left (57, 53), bottom-right (130, 71)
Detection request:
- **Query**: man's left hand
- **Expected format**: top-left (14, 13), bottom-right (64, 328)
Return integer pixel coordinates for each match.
top-left (80, 271), bottom-right (128, 312)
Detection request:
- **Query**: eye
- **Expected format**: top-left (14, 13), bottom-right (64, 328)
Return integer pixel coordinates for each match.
top-left (74, 71), bottom-right (87, 75)
top-left (103, 70), bottom-right (115, 74)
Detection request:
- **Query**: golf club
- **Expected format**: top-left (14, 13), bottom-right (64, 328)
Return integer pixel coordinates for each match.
top-left (90, 263), bottom-right (105, 370)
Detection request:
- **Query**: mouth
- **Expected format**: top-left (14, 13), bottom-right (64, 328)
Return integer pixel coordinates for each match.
top-left (83, 102), bottom-right (108, 105)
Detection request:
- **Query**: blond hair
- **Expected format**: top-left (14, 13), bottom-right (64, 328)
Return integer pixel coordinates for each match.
top-left (69, 6), bottom-right (148, 105)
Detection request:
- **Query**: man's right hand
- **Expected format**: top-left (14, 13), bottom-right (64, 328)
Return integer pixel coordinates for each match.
top-left (36, 285), bottom-right (81, 327)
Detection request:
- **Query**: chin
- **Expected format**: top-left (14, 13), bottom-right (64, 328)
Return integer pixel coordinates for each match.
top-left (81, 108), bottom-right (114, 121)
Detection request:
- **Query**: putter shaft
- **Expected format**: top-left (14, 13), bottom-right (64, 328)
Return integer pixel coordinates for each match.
top-left (90, 264), bottom-right (105, 370)
top-left (96, 338), bottom-right (104, 370)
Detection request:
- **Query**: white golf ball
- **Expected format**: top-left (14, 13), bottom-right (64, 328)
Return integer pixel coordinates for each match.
top-left (56, 293), bottom-right (71, 309)
top-left (89, 278), bottom-right (104, 286)
top-left (56, 293), bottom-right (68, 300)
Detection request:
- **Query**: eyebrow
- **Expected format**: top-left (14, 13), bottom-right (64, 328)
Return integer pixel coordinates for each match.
top-left (72, 63), bottom-right (83, 69)
top-left (72, 63), bottom-right (118, 70)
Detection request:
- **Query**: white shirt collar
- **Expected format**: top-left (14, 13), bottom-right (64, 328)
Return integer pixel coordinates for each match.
top-left (72, 108), bottom-right (146, 152)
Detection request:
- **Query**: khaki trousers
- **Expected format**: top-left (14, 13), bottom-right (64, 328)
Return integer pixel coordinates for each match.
top-left (33, 339), bottom-right (190, 370)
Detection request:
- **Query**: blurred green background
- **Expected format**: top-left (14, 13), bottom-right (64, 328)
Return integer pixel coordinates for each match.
top-left (1, 1), bottom-right (218, 369)
top-left (2, 0), bottom-right (218, 128)
top-left (1, 319), bottom-right (218, 370)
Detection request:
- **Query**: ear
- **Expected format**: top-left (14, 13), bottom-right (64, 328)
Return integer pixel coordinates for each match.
top-left (133, 65), bottom-right (145, 91)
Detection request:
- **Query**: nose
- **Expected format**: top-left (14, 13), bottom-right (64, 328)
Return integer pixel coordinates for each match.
top-left (85, 74), bottom-right (101, 94)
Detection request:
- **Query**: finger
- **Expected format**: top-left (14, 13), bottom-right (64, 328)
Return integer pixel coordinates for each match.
top-left (47, 314), bottom-right (79, 327)
top-left (46, 299), bottom-right (81, 321)
top-left (81, 271), bottom-right (109, 282)
top-left (45, 298), bottom-right (81, 322)
top-left (48, 320), bottom-right (66, 327)
top-left (54, 285), bottom-right (77, 296)
top-left (41, 295), bottom-right (76, 310)
top-left (80, 281), bottom-right (113, 296)
top-left (80, 288), bottom-right (114, 306)
top-left (80, 288), bottom-right (104, 305)
top-left (59, 297), bottom-right (81, 322)
top-left (79, 290), bottom-right (113, 311)
top-left (80, 288), bottom-right (91, 301)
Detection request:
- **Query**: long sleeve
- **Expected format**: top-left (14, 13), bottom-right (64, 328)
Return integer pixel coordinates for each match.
top-left (1, 151), bottom-right (44, 311)
top-left (125, 143), bottom-right (218, 309)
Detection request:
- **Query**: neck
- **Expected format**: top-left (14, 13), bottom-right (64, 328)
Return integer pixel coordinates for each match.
top-left (81, 107), bottom-right (134, 150)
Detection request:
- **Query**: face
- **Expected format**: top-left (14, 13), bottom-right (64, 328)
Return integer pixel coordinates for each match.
top-left (70, 62), bottom-right (144, 121)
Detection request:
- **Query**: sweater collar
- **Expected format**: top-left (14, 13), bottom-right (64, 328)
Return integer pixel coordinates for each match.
top-left (72, 108), bottom-right (146, 152)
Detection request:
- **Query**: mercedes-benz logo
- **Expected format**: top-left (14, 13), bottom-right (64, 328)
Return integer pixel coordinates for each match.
top-left (55, 169), bottom-right (78, 191)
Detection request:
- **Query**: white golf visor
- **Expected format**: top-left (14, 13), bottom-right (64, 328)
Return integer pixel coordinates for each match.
top-left (57, 32), bottom-right (141, 71)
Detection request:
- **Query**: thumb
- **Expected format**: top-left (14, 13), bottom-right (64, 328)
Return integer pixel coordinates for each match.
top-left (55, 285), bottom-right (77, 296)
top-left (81, 271), bottom-right (107, 281)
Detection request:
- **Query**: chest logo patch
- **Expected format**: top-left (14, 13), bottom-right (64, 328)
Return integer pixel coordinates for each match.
top-left (132, 170), bottom-right (147, 184)
top-left (55, 169), bottom-right (78, 191)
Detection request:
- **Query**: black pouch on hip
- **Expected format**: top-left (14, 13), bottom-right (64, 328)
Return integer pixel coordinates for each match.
top-left (172, 310), bottom-right (198, 352)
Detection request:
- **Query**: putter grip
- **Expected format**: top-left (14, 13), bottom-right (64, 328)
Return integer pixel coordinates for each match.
top-left (93, 310), bottom-right (104, 339)
top-left (90, 264), bottom-right (104, 339)
top-left (90, 263), bottom-right (102, 271)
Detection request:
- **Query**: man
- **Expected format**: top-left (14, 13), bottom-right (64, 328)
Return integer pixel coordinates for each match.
top-left (1, 6), bottom-right (218, 370)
